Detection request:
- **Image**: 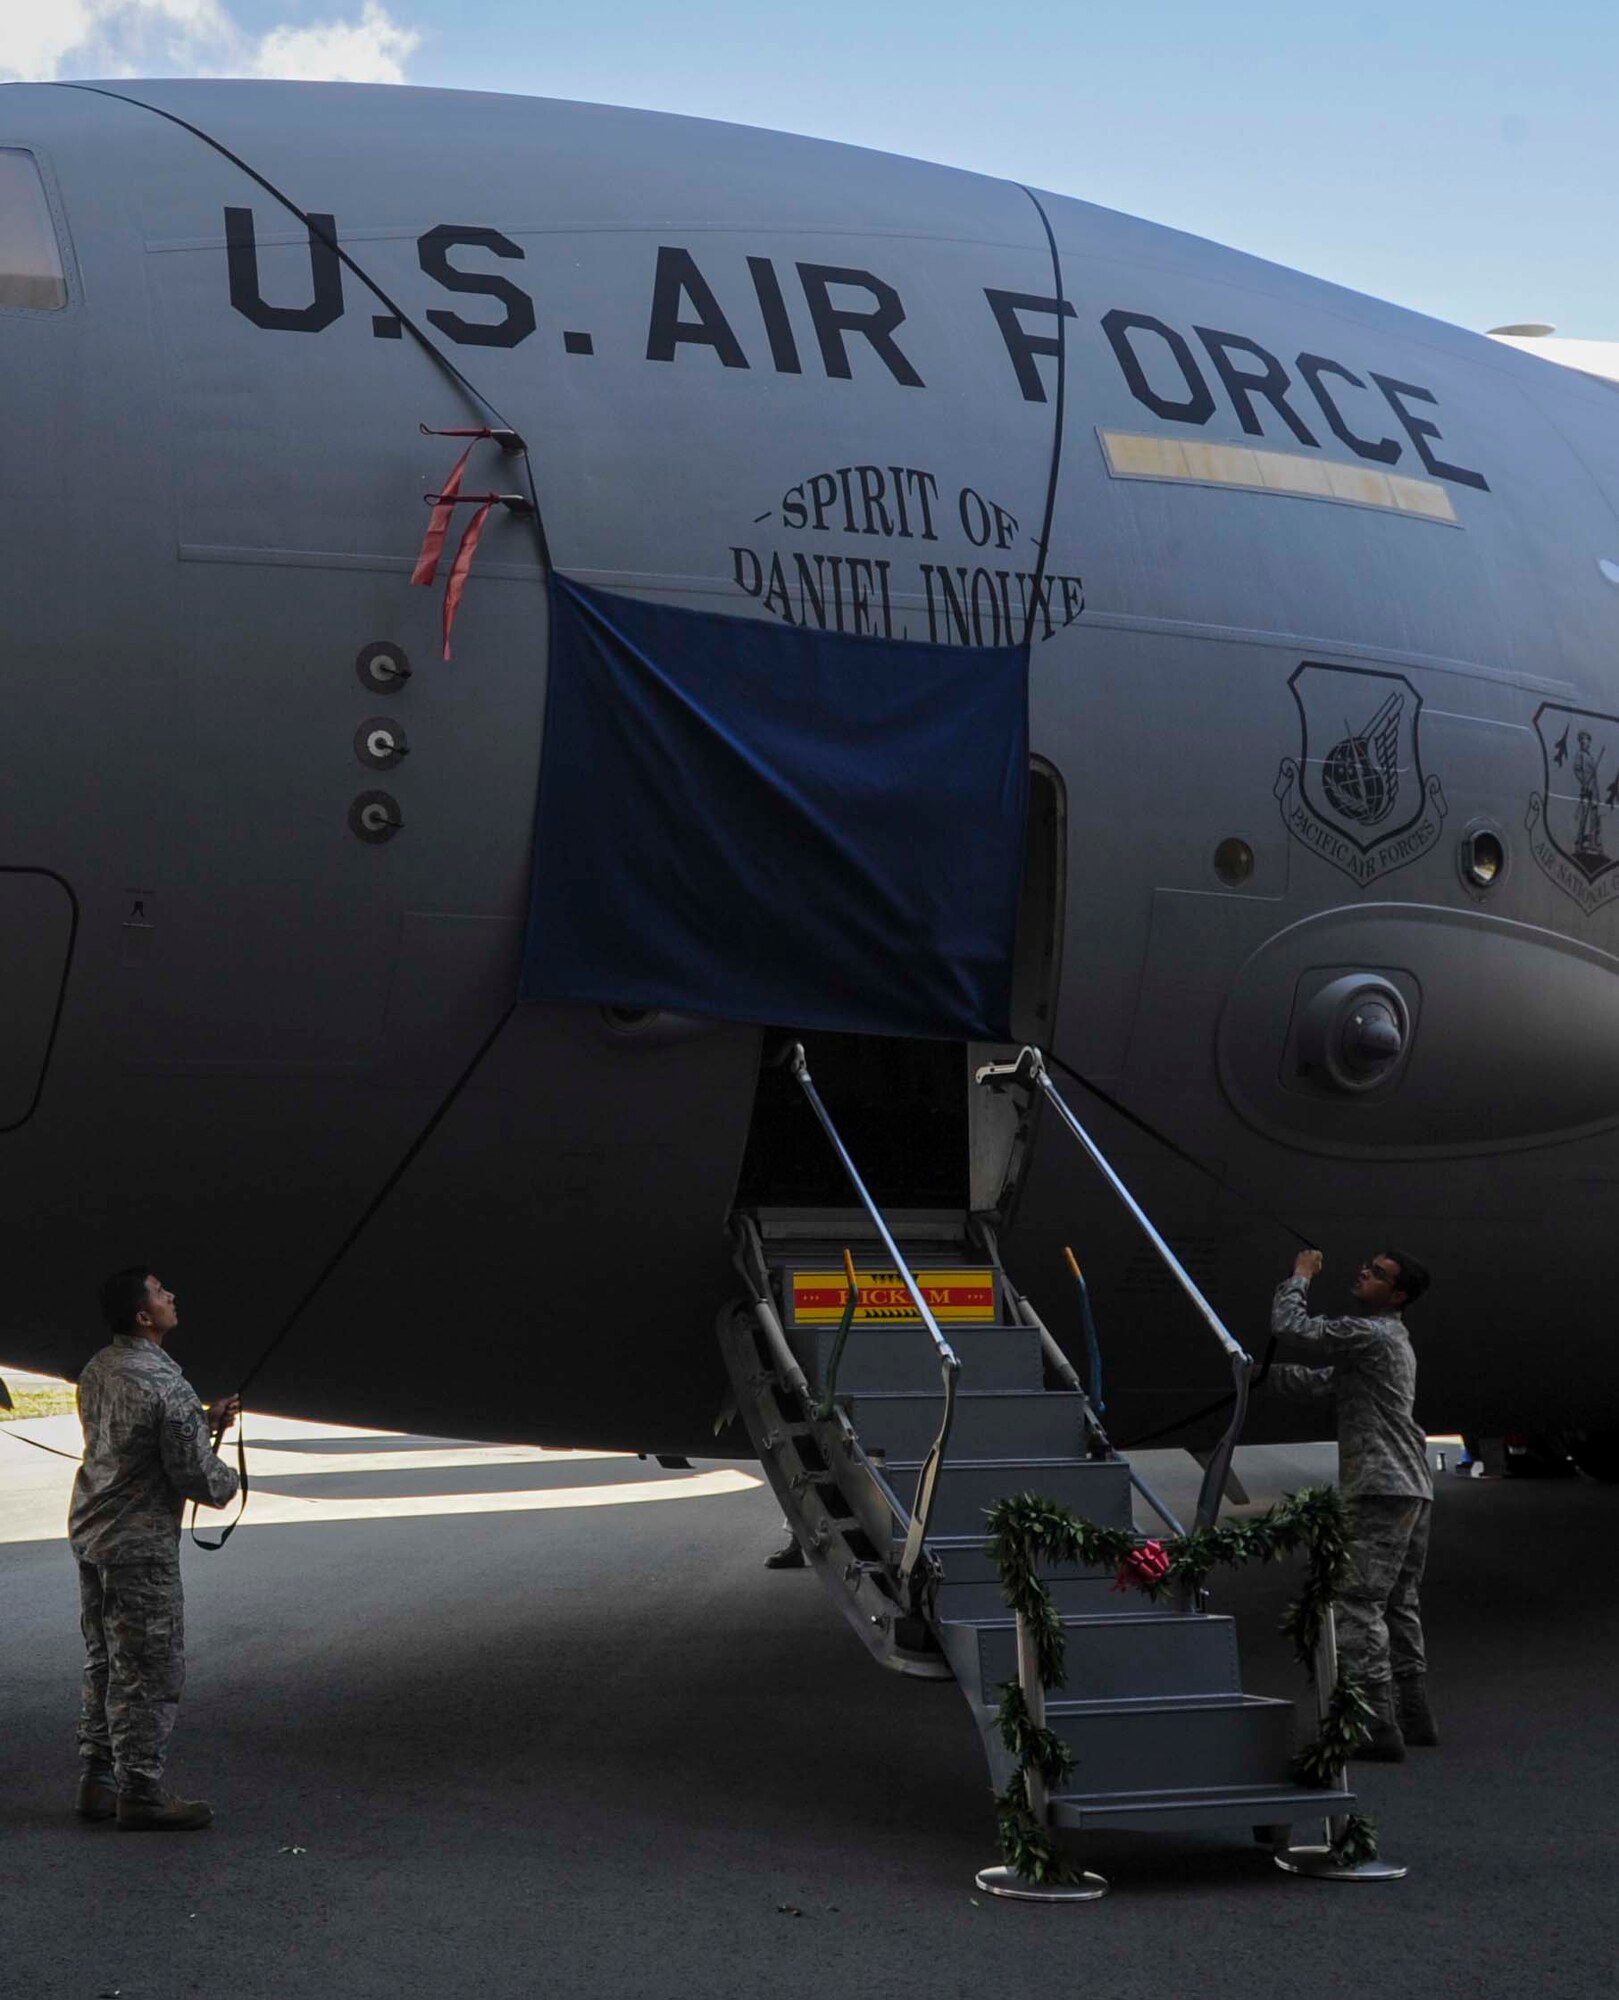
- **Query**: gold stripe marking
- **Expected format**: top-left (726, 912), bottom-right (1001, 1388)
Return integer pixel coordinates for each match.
top-left (1387, 473), bottom-right (1459, 520)
top-left (1099, 429), bottom-right (1458, 524)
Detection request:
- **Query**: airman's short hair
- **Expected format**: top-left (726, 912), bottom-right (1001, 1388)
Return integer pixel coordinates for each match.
top-left (1381, 1250), bottom-right (1429, 1307)
top-left (99, 1267), bottom-right (154, 1334)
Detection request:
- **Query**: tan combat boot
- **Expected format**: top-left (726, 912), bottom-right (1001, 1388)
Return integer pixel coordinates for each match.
top-left (1351, 1679), bottom-right (1406, 1762)
top-left (116, 1790), bottom-right (214, 1831)
top-left (74, 1767), bottom-right (117, 1821)
top-left (1395, 1674), bottom-right (1439, 1746)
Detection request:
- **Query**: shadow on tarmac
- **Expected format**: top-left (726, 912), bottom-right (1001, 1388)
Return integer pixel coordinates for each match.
top-left (3, 1440), bottom-right (1614, 2000)
top-left (250, 1434), bottom-right (494, 1455)
top-left (248, 1459), bottom-right (689, 1500)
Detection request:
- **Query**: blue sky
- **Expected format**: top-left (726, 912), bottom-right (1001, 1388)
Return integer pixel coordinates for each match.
top-left (9, 0), bottom-right (1617, 335)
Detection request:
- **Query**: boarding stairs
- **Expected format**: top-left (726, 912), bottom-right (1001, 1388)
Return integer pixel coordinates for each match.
top-left (720, 1045), bottom-right (1355, 1874)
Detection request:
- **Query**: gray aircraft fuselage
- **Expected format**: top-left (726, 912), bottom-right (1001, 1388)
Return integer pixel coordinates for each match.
top-left (2, 78), bottom-right (1614, 1451)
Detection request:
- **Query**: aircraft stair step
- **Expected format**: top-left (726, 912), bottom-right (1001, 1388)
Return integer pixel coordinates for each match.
top-left (1022, 1693), bottom-right (1297, 1796)
top-left (930, 1572), bottom-right (1158, 1620)
top-left (1049, 1781), bottom-right (1354, 1836)
top-left (753, 1206), bottom-right (970, 1247)
top-left (921, 1533), bottom-right (1167, 1587)
top-left (884, 1455), bottom-right (1134, 1537)
top-left (791, 1322), bottom-right (1045, 1393)
top-left (944, 1612), bottom-right (1242, 1706)
top-left (728, 1131), bottom-right (1352, 1872)
top-left (843, 1388), bottom-right (1087, 1461)
top-left (923, 1532), bottom-right (1186, 1622)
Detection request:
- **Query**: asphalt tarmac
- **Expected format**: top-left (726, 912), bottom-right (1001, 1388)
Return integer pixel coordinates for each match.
top-left (2, 1404), bottom-right (1614, 2000)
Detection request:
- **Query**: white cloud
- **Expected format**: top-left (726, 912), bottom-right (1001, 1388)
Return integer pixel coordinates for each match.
top-left (248, 4), bottom-right (418, 83)
top-left (0, 0), bottom-right (422, 85)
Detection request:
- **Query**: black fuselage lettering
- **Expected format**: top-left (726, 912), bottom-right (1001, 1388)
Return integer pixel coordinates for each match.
top-left (796, 264), bottom-right (923, 387)
top-left (1371, 373), bottom-right (1490, 491)
top-left (984, 289), bottom-right (1076, 404)
top-left (1194, 327), bottom-right (1318, 446)
top-left (225, 207), bottom-right (344, 333)
top-left (647, 247), bottom-right (749, 367)
top-left (1295, 354), bottom-right (1401, 464)
top-left (417, 226), bottom-right (536, 348)
top-left (1100, 303), bottom-right (1487, 492)
top-left (846, 556), bottom-right (875, 635)
top-left (857, 466), bottom-right (894, 536)
top-left (959, 486), bottom-right (992, 547)
top-left (1102, 310), bottom-right (1216, 425)
top-left (806, 474), bottom-right (839, 531)
top-left (906, 469), bottom-right (940, 540)
top-left (747, 256), bottom-right (801, 373)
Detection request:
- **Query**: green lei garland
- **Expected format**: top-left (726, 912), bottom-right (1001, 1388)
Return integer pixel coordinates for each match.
top-left (984, 1485), bottom-right (1379, 1884)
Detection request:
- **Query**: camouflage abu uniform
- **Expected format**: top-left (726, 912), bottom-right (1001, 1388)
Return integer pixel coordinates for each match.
top-left (1269, 1276), bottom-right (1432, 1687)
top-left (69, 1336), bottom-right (239, 1800)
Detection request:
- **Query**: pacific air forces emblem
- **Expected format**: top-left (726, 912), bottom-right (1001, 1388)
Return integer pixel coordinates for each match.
top-left (1527, 703), bottom-right (1619, 914)
top-left (1275, 663), bottom-right (1447, 887)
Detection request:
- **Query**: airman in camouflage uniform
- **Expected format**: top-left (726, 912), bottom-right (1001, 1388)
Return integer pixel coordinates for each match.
top-left (70, 1268), bottom-right (240, 1830)
top-left (1269, 1247), bottom-right (1437, 1760)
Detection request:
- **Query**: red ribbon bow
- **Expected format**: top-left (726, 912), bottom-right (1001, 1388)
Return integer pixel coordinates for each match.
top-left (411, 430), bottom-right (489, 590)
top-left (412, 426), bottom-right (521, 660)
top-left (1111, 1539), bottom-right (1171, 1593)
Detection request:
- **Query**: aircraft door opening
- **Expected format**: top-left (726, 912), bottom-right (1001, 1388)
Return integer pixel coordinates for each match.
top-left (735, 1030), bottom-right (969, 1212)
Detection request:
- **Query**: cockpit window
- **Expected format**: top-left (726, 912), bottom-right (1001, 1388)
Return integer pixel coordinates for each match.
top-left (0, 150), bottom-right (67, 311)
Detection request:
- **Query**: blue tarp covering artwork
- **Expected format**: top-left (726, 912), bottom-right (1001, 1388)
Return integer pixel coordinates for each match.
top-left (522, 575), bottom-right (1030, 1040)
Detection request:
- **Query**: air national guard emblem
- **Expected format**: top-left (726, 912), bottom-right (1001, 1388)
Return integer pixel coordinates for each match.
top-left (1275, 663), bottom-right (1447, 886)
top-left (1526, 703), bottom-right (1619, 915)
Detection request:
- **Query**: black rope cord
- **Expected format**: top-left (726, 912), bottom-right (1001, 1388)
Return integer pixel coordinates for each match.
top-left (1015, 185), bottom-right (1070, 650)
top-left (997, 191), bottom-right (1304, 1446)
top-left (28, 103), bottom-right (1303, 1471)
top-left (1, 1393), bottom-right (252, 1557)
top-left (70, 997), bottom-right (515, 1542)
top-left (11, 1044), bottom-right (1303, 1475)
top-left (234, 1001), bottom-right (519, 1406)
top-left (38, 89), bottom-right (554, 1539)
top-left (0, 1427), bottom-right (324, 1467)
top-left (55, 83), bottom-right (555, 573)
top-left (0, 1424), bottom-right (81, 1462)
top-left (0, 998), bottom-right (519, 1535)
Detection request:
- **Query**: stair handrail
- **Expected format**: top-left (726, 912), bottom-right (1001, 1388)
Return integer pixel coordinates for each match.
top-left (787, 1043), bottom-right (960, 1601)
top-left (730, 1218), bottom-right (916, 1541)
top-left (974, 1218), bottom-right (1185, 1535)
top-left (971, 1215), bottom-right (1111, 1456)
top-left (816, 1247), bottom-right (862, 1420)
top-left (975, 1046), bottom-right (1252, 1532)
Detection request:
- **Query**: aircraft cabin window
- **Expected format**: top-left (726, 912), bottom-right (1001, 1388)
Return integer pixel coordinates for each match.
top-left (0, 151), bottom-right (67, 311)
